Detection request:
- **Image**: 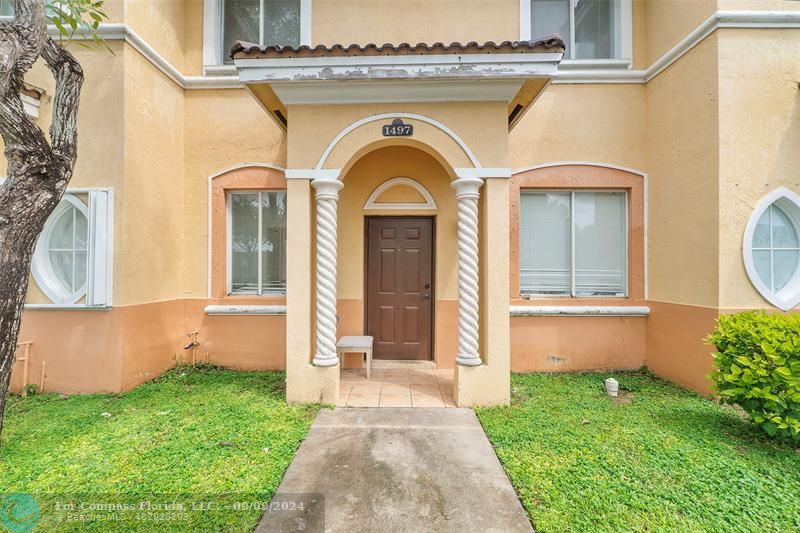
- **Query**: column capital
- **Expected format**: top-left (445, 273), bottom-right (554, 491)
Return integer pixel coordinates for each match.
top-left (454, 168), bottom-right (512, 179)
top-left (286, 168), bottom-right (341, 180)
top-left (311, 177), bottom-right (344, 201)
top-left (451, 177), bottom-right (484, 199)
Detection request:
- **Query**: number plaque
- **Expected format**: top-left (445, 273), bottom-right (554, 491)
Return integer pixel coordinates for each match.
top-left (382, 119), bottom-right (413, 137)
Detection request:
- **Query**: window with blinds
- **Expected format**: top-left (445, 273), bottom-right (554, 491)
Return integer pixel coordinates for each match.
top-left (229, 190), bottom-right (287, 295)
top-left (520, 190), bottom-right (627, 297)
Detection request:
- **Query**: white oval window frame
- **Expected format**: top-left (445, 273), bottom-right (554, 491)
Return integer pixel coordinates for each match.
top-left (32, 194), bottom-right (89, 304)
top-left (742, 186), bottom-right (800, 311)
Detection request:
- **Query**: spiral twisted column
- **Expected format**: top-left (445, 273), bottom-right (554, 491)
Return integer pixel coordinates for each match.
top-left (452, 177), bottom-right (484, 367)
top-left (311, 178), bottom-right (344, 367)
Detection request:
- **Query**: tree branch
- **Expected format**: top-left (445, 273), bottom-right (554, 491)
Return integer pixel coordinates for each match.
top-left (0, 1), bottom-right (47, 96)
top-left (0, 1), bottom-right (50, 176)
top-left (41, 37), bottom-right (83, 165)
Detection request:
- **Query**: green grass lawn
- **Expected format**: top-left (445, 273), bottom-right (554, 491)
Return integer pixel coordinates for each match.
top-left (476, 372), bottom-right (800, 533)
top-left (0, 366), bottom-right (320, 532)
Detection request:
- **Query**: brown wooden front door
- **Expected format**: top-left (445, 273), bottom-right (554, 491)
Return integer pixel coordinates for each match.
top-left (365, 217), bottom-right (434, 360)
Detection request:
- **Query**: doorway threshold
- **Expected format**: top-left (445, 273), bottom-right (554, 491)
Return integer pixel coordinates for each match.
top-left (339, 360), bottom-right (455, 408)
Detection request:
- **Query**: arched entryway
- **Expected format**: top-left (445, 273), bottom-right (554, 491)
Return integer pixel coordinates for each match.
top-left (284, 113), bottom-right (512, 408)
top-left (335, 147), bottom-right (459, 397)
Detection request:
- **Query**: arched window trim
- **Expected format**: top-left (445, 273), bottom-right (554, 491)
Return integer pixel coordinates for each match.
top-left (363, 177), bottom-right (438, 211)
top-left (743, 187), bottom-right (800, 311)
top-left (32, 194), bottom-right (89, 304)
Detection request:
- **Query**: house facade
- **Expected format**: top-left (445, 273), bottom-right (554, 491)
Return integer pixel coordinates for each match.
top-left (6, 0), bottom-right (800, 405)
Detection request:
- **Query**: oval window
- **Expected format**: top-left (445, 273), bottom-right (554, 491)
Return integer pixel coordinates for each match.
top-left (743, 187), bottom-right (800, 311)
top-left (32, 195), bottom-right (89, 304)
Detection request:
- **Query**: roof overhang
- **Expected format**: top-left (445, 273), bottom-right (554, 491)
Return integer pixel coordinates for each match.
top-left (233, 39), bottom-right (565, 131)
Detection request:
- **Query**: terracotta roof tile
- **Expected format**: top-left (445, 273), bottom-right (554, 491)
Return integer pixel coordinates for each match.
top-left (231, 35), bottom-right (565, 60)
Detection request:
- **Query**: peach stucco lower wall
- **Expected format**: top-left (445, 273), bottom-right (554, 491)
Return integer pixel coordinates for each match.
top-left (11, 298), bottom-right (287, 394)
top-left (11, 299), bottom-right (717, 396)
top-left (646, 300), bottom-right (718, 395)
top-left (510, 316), bottom-right (646, 373)
top-left (181, 299), bottom-right (287, 372)
top-left (119, 300), bottom-right (184, 391)
top-left (12, 309), bottom-right (124, 394)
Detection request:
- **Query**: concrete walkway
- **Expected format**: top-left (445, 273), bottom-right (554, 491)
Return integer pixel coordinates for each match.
top-left (256, 408), bottom-right (532, 533)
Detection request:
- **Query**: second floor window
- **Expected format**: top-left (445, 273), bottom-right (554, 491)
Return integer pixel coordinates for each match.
top-left (223, 0), bottom-right (301, 64)
top-left (531, 0), bottom-right (626, 60)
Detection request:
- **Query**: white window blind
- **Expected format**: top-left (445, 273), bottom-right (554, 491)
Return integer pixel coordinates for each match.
top-left (520, 190), bottom-right (627, 297)
top-left (229, 190), bottom-right (287, 295)
top-left (520, 192), bottom-right (572, 295)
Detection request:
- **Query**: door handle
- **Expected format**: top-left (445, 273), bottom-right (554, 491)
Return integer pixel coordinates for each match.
top-left (423, 293), bottom-right (430, 299)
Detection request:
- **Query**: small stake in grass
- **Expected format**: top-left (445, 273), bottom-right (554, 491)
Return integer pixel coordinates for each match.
top-left (605, 378), bottom-right (619, 398)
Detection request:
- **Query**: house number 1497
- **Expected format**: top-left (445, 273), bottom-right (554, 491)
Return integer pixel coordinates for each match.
top-left (382, 119), bottom-right (413, 137)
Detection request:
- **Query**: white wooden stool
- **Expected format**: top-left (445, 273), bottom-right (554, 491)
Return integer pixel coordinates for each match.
top-left (336, 336), bottom-right (373, 379)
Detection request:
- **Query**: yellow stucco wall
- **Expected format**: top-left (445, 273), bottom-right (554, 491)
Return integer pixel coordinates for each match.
top-left (119, 46), bottom-right (185, 305)
top-left (183, 0), bottom-right (205, 76)
top-left (182, 89), bottom-right (286, 298)
top-left (313, 0), bottom-right (518, 46)
top-left (717, 28), bottom-right (800, 309)
top-left (645, 0), bottom-right (717, 66)
top-left (646, 34), bottom-right (720, 308)
top-left (287, 102), bottom-right (510, 170)
top-left (719, 0), bottom-right (800, 10)
top-left (124, 0), bottom-right (187, 71)
top-left (509, 84), bottom-right (647, 172)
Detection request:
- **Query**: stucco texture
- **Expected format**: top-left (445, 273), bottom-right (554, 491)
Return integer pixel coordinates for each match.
top-left (313, 0), bottom-right (518, 47)
top-left (509, 84), bottom-right (647, 172)
top-left (716, 28), bottom-right (800, 309)
top-left (287, 102), bottom-right (509, 170)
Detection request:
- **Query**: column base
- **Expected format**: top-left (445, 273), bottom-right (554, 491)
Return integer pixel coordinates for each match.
top-left (454, 363), bottom-right (510, 407)
top-left (313, 355), bottom-right (340, 367)
top-left (286, 363), bottom-right (340, 404)
top-left (456, 354), bottom-right (482, 367)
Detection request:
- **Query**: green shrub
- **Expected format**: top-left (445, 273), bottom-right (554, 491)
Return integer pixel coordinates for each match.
top-left (707, 311), bottom-right (800, 443)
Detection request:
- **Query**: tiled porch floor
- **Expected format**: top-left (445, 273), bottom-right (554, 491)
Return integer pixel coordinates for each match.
top-left (338, 360), bottom-right (455, 408)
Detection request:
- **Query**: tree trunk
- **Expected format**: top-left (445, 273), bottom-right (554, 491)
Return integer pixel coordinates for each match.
top-left (0, 0), bottom-right (84, 440)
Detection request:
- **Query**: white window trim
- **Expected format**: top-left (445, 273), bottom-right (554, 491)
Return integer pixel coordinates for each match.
top-left (203, 0), bottom-right (312, 75)
top-left (227, 189), bottom-right (287, 296)
top-left (519, 189), bottom-right (629, 298)
top-left (363, 177), bottom-right (438, 211)
top-left (32, 194), bottom-right (89, 305)
top-left (743, 187), bottom-right (800, 311)
top-left (510, 305), bottom-right (649, 317)
top-left (520, 0), bottom-right (632, 68)
top-left (204, 304), bottom-right (287, 315)
top-left (30, 190), bottom-right (114, 308)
